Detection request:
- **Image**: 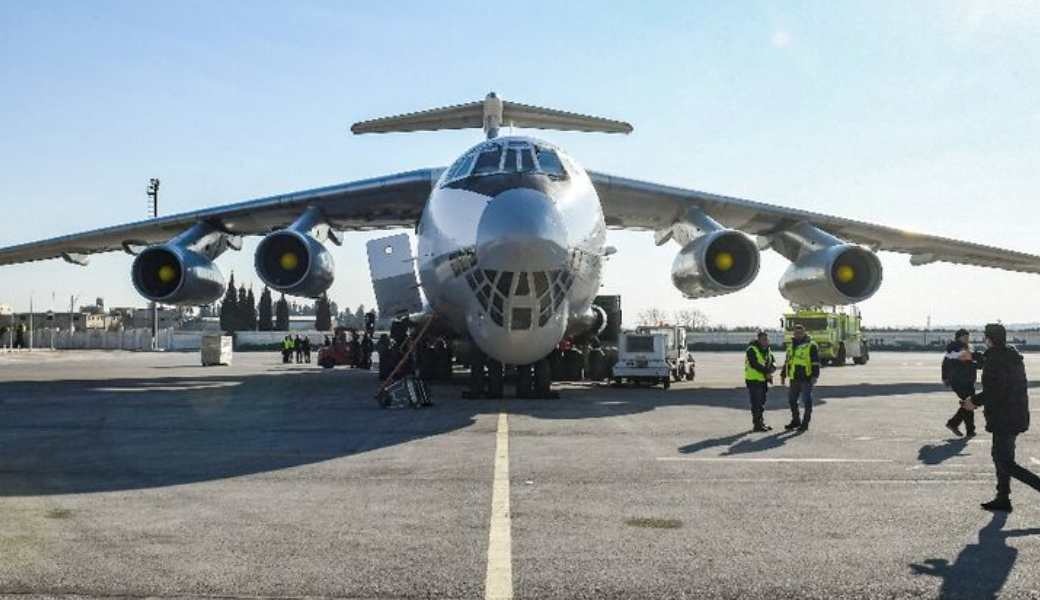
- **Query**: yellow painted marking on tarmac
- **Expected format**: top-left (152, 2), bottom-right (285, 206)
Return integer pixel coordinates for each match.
top-left (658, 457), bottom-right (892, 464)
top-left (485, 408), bottom-right (512, 600)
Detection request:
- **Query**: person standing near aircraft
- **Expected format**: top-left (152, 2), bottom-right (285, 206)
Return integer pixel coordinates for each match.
top-left (961, 323), bottom-right (1040, 513)
top-left (942, 328), bottom-right (979, 437)
top-left (780, 324), bottom-right (820, 432)
top-left (745, 331), bottom-right (777, 432)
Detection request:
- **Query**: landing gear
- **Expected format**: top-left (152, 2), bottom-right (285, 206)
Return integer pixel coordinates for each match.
top-left (533, 357), bottom-right (555, 398)
top-left (487, 359), bottom-right (504, 399)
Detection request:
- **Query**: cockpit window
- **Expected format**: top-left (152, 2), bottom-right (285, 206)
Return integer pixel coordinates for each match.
top-left (472, 145), bottom-right (504, 176)
top-left (442, 141), bottom-right (569, 185)
top-left (534, 147), bottom-right (565, 177)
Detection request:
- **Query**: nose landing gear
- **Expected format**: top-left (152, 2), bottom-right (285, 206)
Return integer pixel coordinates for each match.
top-left (463, 347), bottom-right (558, 399)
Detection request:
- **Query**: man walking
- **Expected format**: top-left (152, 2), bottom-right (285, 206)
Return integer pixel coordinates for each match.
top-left (780, 323), bottom-right (820, 432)
top-left (962, 323), bottom-right (1040, 513)
top-left (745, 331), bottom-right (777, 432)
top-left (942, 328), bottom-right (978, 437)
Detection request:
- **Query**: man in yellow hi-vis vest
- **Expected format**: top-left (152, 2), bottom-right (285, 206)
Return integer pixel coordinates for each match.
top-left (780, 324), bottom-right (821, 432)
top-left (744, 331), bottom-right (777, 432)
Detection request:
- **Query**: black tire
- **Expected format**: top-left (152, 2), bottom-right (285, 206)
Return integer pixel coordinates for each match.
top-left (854, 344), bottom-right (869, 365)
top-left (834, 345), bottom-right (846, 366)
top-left (487, 360), bottom-right (504, 399)
top-left (469, 348), bottom-right (487, 397)
top-left (685, 366), bottom-right (695, 381)
top-left (534, 357), bottom-right (552, 397)
top-left (663, 377), bottom-right (670, 390)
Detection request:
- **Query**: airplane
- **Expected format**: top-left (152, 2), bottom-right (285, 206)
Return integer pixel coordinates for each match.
top-left (2, 92), bottom-right (1040, 398)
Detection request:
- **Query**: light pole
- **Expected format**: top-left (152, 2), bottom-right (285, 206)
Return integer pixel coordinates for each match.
top-left (147, 179), bottom-right (161, 350)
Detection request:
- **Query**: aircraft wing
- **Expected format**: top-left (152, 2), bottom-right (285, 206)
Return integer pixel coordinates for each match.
top-left (0, 169), bottom-right (442, 266)
top-left (590, 171), bottom-right (1040, 274)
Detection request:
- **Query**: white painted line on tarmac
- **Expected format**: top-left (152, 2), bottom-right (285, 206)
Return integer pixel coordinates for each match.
top-left (657, 457), bottom-right (893, 464)
top-left (1031, 457), bottom-right (1040, 466)
top-left (484, 408), bottom-right (512, 600)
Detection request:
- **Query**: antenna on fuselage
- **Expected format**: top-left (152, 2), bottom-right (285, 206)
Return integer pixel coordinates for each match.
top-left (350, 92), bottom-right (633, 140)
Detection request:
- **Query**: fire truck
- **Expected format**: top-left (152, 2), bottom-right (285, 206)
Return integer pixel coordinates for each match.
top-left (782, 307), bottom-right (869, 366)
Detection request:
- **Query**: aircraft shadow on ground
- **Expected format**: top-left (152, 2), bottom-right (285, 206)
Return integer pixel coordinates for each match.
top-left (1, 367), bottom-right (1037, 497)
top-left (910, 512), bottom-right (1040, 600)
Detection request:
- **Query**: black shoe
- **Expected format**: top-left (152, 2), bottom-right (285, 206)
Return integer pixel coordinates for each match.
top-left (981, 498), bottom-right (1013, 512)
top-left (946, 422), bottom-right (964, 437)
top-left (965, 430), bottom-right (977, 438)
top-left (784, 420), bottom-right (802, 431)
top-left (797, 422), bottom-right (810, 432)
top-left (752, 424), bottom-right (773, 432)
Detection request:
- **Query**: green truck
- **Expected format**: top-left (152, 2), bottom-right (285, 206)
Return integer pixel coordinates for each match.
top-left (782, 307), bottom-right (869, 366)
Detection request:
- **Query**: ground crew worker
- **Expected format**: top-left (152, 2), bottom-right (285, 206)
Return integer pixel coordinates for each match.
top-left (961, 323), bottom-right (1040, 513)
top-left (780, 323), bottom-right (820, 432)
top-left (745, 331), bottom-right (777, 432)
top-left (942, 328), bottom-right (979, 437)
top-left (294, 335), bottom-right (304, 363)
top-left (282, 335), bottom-right (293, 364)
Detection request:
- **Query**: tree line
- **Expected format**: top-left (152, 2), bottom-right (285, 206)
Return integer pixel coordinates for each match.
top-left (214, 273), bottom-right (373, 332)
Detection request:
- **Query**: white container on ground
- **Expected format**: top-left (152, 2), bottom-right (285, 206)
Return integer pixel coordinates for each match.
top-left (201, 335), bottom-right (233, 366)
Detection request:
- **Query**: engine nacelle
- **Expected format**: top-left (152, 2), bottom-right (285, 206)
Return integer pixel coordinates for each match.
top-left (255, 230), bottom-right (335, 298)
top-left (565, 304), bottom-right (608, 344)
top-left (671, 230), bottom-right (760, 298)
top-left (131, 245), bottom-right (225, 305)
top-left (779, 244), bottom-right (882, 306)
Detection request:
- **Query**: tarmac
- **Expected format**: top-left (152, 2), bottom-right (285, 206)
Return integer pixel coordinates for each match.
top-left (1, 349), bottom-right (1039, 599)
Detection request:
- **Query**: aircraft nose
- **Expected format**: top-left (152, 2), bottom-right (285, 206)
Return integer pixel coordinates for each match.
top-left (476, 188), bottom-right (568, 271)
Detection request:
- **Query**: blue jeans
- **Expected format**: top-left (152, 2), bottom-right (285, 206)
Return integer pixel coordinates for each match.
top-left (788, 380), bottom-right (813, 423)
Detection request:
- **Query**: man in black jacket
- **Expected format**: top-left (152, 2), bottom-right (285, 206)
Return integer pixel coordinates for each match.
top-left (942, 328), bottom-right (978, 437)
top-left (962, 323), bottom-right (1040, 512)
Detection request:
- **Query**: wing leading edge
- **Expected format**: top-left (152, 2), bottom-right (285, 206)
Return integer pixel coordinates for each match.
top-left (590, 171), bottom-right (1040, 275)
top-left (0, 169), bottom-right (442, 267)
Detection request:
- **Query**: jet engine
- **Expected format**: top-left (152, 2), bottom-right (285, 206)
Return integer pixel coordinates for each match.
top-left (565, 303), bottom-right (608, 344)
top-left (778, 243), bottom-right (883, 306)
top-left (671, 230), bottom-right (760, 298)
top-left (131, 223), bottom-right (234, 305)
top-left (255, 230), bottom-right (335, 298)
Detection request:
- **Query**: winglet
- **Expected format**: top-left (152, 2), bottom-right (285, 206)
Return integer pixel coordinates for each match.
top-left (351, 92), bottom-right (632, 139)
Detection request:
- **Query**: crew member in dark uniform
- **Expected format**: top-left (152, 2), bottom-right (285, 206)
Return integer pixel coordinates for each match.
top-left (744, 331), bottom-right (777, 432)
top-left (962, 323), bottom-right (1040, 512)
top-left (942, 328), bottom-right (978, 437)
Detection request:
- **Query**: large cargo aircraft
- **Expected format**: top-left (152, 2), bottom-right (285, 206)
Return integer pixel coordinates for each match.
top-left (2, 93), bottom-right (1038, 394)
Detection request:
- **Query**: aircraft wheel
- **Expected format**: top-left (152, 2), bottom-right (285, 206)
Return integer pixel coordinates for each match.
top-left (534, 357), bottom-right (552, 397)
top-left (469, 348), bottom-right (487, 397)
top-left (487, 360), bottom-right (504, 399)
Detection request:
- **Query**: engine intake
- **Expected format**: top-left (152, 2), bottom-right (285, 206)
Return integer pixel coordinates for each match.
top-left (131, 245), bottom-right (225, 305)
top-left (671, 230), bottom-right (760, 298)
top-left (255, 230), bottom-right (335, 297)
top-left (779, 244), bottom-right (882, 306)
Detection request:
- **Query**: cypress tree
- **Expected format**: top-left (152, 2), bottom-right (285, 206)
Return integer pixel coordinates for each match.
top-left (315, 293), bottom-right (333, 331)
top-left (257, 286), bottom-right (273, 331)
top-left (219, 273), bottom-right (238, 332)
top-left (245, 287), bottom-right (258, 331)
top-left (275, 293), bottom-right (290, 331)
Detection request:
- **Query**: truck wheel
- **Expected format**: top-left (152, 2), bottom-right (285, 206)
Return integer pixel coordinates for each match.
top-left (685, 367), bottom-right (695, 381)
top-left (854, 344), bottom-right (869, 365)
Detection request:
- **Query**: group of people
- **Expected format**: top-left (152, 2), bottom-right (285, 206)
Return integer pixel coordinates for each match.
top-left (744, 324), bottom-right (819, 433)
top-left (281, 334), bottom-right (311, 364)
top-left (744, 322), bottom-right (1040, 513)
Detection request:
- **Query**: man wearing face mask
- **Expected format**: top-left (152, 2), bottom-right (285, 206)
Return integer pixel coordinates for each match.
top-left (961, 323), bottom-right (1040, 513)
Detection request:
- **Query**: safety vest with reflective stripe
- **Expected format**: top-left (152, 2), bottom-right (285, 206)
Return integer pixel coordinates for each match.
top-left (786, 337), bottom-right (818, 379)
top-left (745, 344), bottom-right (774, 382)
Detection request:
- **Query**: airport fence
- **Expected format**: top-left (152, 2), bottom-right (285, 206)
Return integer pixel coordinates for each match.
top-left (0, 329), bottom-right (334, 352)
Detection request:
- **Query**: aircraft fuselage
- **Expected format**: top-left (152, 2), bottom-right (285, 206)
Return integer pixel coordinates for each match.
top-left (416, 136), bottom-right (605, 365)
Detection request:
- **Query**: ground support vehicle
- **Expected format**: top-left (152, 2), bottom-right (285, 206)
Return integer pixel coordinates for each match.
top-left (783, 306), bottom-right (869, 366)
top-left (611, 332), bottom-right (672, 389)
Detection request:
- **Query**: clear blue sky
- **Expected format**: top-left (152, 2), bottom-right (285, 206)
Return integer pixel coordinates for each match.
top-left (2, 1), bottom-right (1040, 327)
